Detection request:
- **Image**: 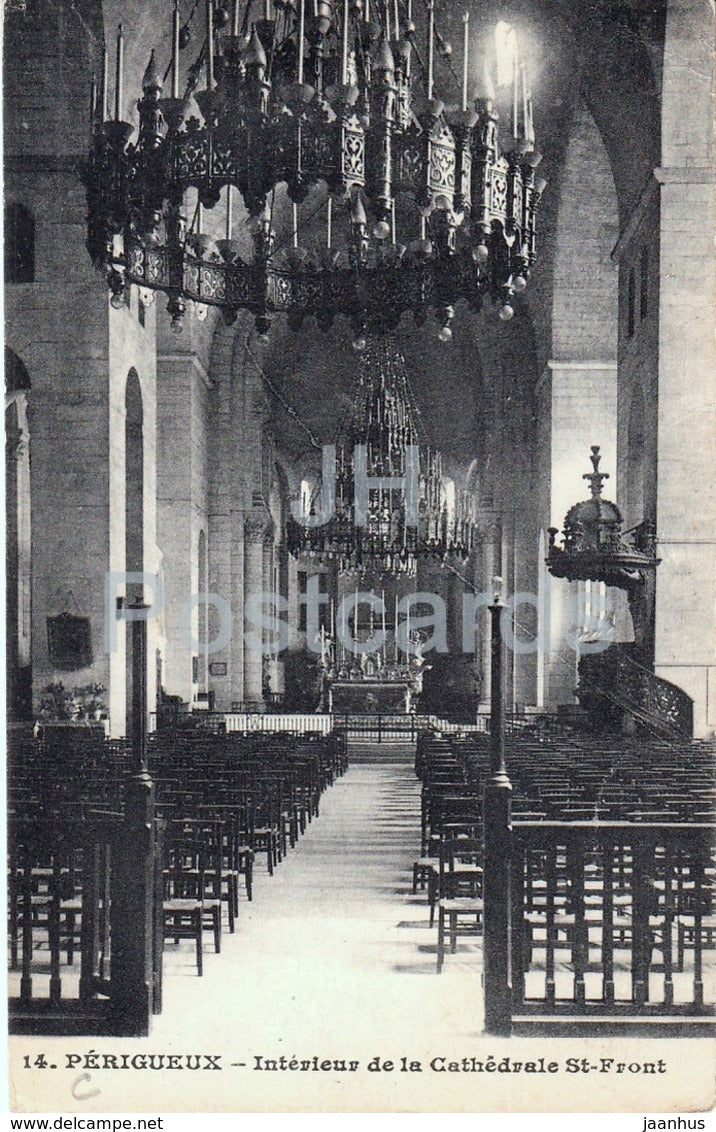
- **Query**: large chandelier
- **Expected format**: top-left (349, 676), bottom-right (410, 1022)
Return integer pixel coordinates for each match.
top-left (286, 334), bottom-right (476, 575)
top-left (85, 0), bottom-right (544, 339)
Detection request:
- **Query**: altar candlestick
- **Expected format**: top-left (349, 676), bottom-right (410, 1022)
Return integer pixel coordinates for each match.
top-left (364, 0), bottom-right (369, 23)
top-left (197, 201), bottom-right (203, 234)
top-left (264, 0), bottom-right (271, 18)
top-left (172, 0), bottom-right (181, 98)
top-left (462, 12), bottom-right (469, 111)
top-left (232, 0), bottom-right (240, 36)
top-left (114, 24), bottom-right (124, 121)
top-left (420, 214), bottom-right (426, 240)
top-left (327, 195), bottom-right (333, 248)
top-left (384, 0), bottom-right (391, 40)
top-left (292, 202), bottom-right (299, 248)
top-left (206, 0), bottom-right (214, 88)
top-left (341, 0), bottom-right (349, 84)
top-left (521, 62), bottom-right (528, 140)
top-left (391, 200), bottom-right (396, 243)
top-left (100, 43), bottom-right (109, 121)
top-left (297, 0), bottom-right (306, 83)
top-left (426, 0), bottom-right (435, 100)
top-left (225, 185), bottom-right (233, 240)
top-left (394, 593), bottom-right (399, 658)
top-left (393, 0), bottom-right (399, 39)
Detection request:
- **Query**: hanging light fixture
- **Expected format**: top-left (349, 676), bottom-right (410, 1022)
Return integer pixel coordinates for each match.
top-left (85, 0), bottom-right (544, 338)
top-left (286, 334), bottom-right (476, 576)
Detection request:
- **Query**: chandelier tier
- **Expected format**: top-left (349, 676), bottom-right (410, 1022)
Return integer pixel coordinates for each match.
top-left (85, 0), bottom-right (544, 338)
top-left (287, 335), bottom-right (476, 576)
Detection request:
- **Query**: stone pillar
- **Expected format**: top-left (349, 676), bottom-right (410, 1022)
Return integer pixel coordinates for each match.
top-left (654, 164), bottom-right (716, 735)
top-left (243, 512), bottom-right (271, 709)
top-left (155, 350), bottom-right (211, 706)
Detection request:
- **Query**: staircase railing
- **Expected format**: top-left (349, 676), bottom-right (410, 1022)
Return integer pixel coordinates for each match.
top-left (578, 645), bottom-right (693, 739)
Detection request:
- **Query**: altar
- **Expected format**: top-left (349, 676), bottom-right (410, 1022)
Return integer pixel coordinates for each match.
top-left (328, 679), bottom-right (412, 715)
top-left (314, 614), bottom-right (428, 716)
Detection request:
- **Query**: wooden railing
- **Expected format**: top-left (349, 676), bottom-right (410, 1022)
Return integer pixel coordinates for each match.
top-left (220, 712), bottom-right (334, 735)
top-left (510, 820), bottom-right (716, 1028)
top-left (193, 711), bottom-right (488, 741)
top-left (8, 783), bottom-right (163, 1036)
top-left (335, 714), bottom-right (488, 741)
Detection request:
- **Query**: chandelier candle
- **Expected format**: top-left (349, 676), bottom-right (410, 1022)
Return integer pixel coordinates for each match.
top-left (171, 0), bottom-right (180, 99)
top-left (225, 185), bottom-right (232, 241)
top-left (89, 74), bottom-right (97, 128)
top-left (341, 0), bottom-right (349, 85)
top-left (114, 24), bottom-right (123, 121)
top-left (100, 42), bottom-right (108, 121)
top-left (206, 0), bottom-right (214, 88)
top-left (297, 0), bottom-right (306, 84)
top-left (462, 12), bottom-right (469, 112)
top-left (512, 47), bottom-right (519, 138)
top-left (427, 0), bottom-right (435, 100)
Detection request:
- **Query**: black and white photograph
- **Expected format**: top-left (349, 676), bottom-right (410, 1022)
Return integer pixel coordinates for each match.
top-left (4, 0), bottom-right (715, 1114)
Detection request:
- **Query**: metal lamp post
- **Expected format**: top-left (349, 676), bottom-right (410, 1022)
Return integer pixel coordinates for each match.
top-left (483, 577), bottom-right (513, 1036)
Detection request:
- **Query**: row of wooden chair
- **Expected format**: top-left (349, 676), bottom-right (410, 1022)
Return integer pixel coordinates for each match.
top-left (8, 729), bottom-right (348, 989)
top-left (413, 729), bottom-right (716, 979)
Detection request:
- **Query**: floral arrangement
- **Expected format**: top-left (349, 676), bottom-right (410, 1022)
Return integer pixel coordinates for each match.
top-left (37, 681), bottom-right (107, 721)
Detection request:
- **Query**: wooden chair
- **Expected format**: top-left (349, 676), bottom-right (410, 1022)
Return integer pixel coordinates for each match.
top-left (435, 839), bottom-right (484, 972)
top-left (162, 839), bottom-right (221, 976)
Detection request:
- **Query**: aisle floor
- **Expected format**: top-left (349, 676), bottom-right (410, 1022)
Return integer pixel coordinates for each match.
top-left (156, 754), bottom-right (485, 1051)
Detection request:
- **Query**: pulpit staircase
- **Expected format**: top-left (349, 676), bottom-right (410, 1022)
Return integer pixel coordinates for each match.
top-left (578, 644), bottom-right (693, 740)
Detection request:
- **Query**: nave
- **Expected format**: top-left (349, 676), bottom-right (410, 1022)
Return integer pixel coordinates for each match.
top-left (154, 748), bottom-right (484, 1050)
top-left (12, 730), bottom-right (714, 1114)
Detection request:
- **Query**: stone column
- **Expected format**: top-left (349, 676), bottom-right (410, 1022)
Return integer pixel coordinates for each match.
top-left (653, 166), bottom-right (716, 735)
top-left (243, 511), bottom-right (272, 709)
top-left (155, 350), bottom-right (211, 706)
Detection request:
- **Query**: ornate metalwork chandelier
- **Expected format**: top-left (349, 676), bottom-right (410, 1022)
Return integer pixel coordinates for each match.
top-left (287, 334), bottom-right (476, 575)
top-left (85, 0), bottom-right (544, 339)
